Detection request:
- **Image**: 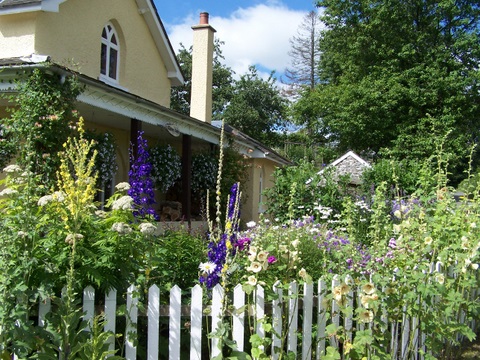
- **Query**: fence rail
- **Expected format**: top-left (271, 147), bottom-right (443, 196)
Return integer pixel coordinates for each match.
top-left (36, 270), bottom-right (479, 360)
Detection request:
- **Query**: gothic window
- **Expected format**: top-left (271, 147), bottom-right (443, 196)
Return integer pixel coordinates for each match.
top-left (100, 23), bottom-right (119, 82)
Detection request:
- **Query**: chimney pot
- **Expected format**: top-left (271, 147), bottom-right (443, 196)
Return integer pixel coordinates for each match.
top-left (199, 12), bottom-right (209, 25)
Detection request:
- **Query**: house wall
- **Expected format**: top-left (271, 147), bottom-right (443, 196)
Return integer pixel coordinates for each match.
top-left (0, 12), bottom-right (36, 58)
top-left (0, 0), bottom-right (172, 107)
top-left (241, 158), bottom-right (277, 223)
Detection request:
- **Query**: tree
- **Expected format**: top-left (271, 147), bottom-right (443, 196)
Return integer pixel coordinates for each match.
top-left (310, 0), bottom-right (480, 174)
top-left (222, 66), bottom-right (288, 147)
top-left (284, 10), bottom-right (322, 90)
top-left (170, 39), bottom-right (234, 117)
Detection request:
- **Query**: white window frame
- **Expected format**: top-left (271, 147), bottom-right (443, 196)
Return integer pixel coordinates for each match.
top-left (100, 22), bottom-right (120, 84)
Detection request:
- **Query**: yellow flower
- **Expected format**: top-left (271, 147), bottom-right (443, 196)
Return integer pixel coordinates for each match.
top-left (359, 309), bottom-right (374, 323)
top-left (344, 340), bottom-right (353, 354)
top-left (362, 283), bottom-right (376, 295)
top-left (339, 282), bottom-right (350, 295)
top-left (424, 236), bottom-right (433, 245)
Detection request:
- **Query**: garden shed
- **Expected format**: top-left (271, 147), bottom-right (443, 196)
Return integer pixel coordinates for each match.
top-left (317, 150), bottom-right (371, 186)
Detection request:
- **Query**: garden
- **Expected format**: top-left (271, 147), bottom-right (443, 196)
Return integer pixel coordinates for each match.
top-left (0, 110), bottom-right (479, 359)
top-left (0, 65), bottom-right (478, 360)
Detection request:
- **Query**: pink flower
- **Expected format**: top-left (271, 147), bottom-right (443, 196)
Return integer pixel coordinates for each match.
top-left (268, 256), bottom-right (277, 264)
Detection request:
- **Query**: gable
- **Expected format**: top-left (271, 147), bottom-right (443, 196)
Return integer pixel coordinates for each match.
top-left (317, 151), bottom-right (371, 185)
top-left (0, 0), bottom-right (183, 106)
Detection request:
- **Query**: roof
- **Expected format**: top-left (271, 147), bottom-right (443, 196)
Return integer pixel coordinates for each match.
top-left (324, 150), bottom-right (371, 171)
top-left (0, 60), bottom-right (291, 167)
top-left (312, 151), bottom-right (371, 186)
top-left (0, 0), bottom-right (184, 86)
top-left (211, 121), bottom-right (293, 166)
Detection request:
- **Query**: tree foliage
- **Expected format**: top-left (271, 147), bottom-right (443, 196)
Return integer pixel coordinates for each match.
top-left (309, 0), bottom-right (480, 172)
top-left (222, 66), bottom-right (288, 147)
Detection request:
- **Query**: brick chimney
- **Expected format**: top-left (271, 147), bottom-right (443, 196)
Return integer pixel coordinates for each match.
top-left (190, 12), bottom-right (216, 123)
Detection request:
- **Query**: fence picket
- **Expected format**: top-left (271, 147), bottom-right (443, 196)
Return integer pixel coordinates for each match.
top-left (302, 282), bottom-right (313, 360)
top-left (169, 285), bottom-right (182, 360)
top-left (190, 285), bottom-right (203, 360)
top-left (126, 284), bottom-right (138, 360)
top-left (272, 281), bottom-right (283, 360)
top-left (344, 275), bottom-right (353, 344)
top-left (287, 281), bottom-right (298, 356)
top-left (317, 279), bottom-right (327, 359)
top-left (148, 285), bottom-right (160, 360)
top-left (83, 285), bottom-right (95, 331)
top-left (331, 275), bottom-right (340, 349)
top-left (211, 284), bottom-right (224, 358)
top-left (233, 284), bottom-right (245, 351)
top-left (38, 297), bottom-right (51, 328)
top-left (255, 285), bottom-right (265, 341)
top-left (104, 288), bottom-right (117, 354)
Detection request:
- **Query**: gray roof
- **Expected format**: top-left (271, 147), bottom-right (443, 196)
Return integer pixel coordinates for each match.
top-left (0, 0), bottom-right (41, 8)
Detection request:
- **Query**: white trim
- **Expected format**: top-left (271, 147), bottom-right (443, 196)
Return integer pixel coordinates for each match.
top-left (0, 0), bottom-right (65, 14)
top-left (329, 150), bottom-right (370, 168)
top-left (100, 22), bottom-right (120, 83)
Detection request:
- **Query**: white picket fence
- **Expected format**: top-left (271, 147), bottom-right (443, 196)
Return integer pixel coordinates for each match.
top-left (36, 274), bottom-right (478, 360)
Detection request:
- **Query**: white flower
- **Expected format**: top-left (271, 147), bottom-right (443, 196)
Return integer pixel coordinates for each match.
top-left (112, 195), bottom-right (133, 210)
top-left (115, 182), bottom-right (131, 191)
top-left (38, 195), bottom-right (53, 206)
top-left (471, 263), bottom-right (479, 270)
top-left (248, 261), bottom-right (263, 273)
top-left (65, 233), bottom-right (84, 245)
top-left (0, 188), bottom-right (17, 196)
top-left (17, 231), bottom-right (28, 238)
top-left (291, 239), bottom-right (300, 248)
top-left (247, 275), bottom-right (257, 286)
top-left (435, 273), bottom-right (445, 285)
top-left (111, 222), bottom-right (132, 234)
top-left (257, 251), bottom-right (268, 263)
top-left (139, 222), bottom-right (157, 235)
top-left (246, 221), bottom-right (256, 228)
top-left (298, 268), bottom-right (307, 279)
top-left (424, 236), bottom-right (433, 245)
top-left (3, 164), bottom-right (22, 173)
top-left (52, 191), bottom-right (66, 202)
top-left (199, 262), bottom-right (216, 274)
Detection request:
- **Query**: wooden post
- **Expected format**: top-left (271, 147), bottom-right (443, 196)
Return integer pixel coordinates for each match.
top-left (182, 134), bottom-right (192, 225)
top-left (130, 119), bottom-right (142, 168)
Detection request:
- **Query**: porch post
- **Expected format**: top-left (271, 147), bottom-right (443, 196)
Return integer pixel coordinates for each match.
top-left (130, 118), bottom-right (142, 168)
top-left (182, 134), bottom-right (192, 225)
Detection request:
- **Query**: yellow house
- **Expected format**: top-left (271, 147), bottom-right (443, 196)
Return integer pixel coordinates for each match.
top-left (0, 0), bottom-right (291, 223)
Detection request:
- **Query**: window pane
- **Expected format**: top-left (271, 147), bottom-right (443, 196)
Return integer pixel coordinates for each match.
top-left (111, 34), bottom-right (117, 45)
top-left (109, 48), bottom-right (118, 79)
top-left (100, 43), bottom-right (107, 75)
top-left (102, 28), bottom-right (107, 39)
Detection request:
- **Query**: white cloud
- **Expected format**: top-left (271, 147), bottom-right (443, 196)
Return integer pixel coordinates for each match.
top-left (164, 3), bottom-right (308, 79)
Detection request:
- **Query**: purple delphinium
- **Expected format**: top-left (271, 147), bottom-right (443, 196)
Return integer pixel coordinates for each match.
top-left (128, 131), bottom-right (159, 220)
top-left (200, 183), bottom-right (242, 289)
top-left (200, 233), bottom-right (228, 289)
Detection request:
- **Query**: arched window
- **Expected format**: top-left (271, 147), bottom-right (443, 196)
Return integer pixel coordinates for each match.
top-left (100, 23), bottom-right (119, 82)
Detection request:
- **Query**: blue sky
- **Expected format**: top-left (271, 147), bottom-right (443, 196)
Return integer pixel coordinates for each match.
top-left (153, 0), bottom-right (319, 80)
